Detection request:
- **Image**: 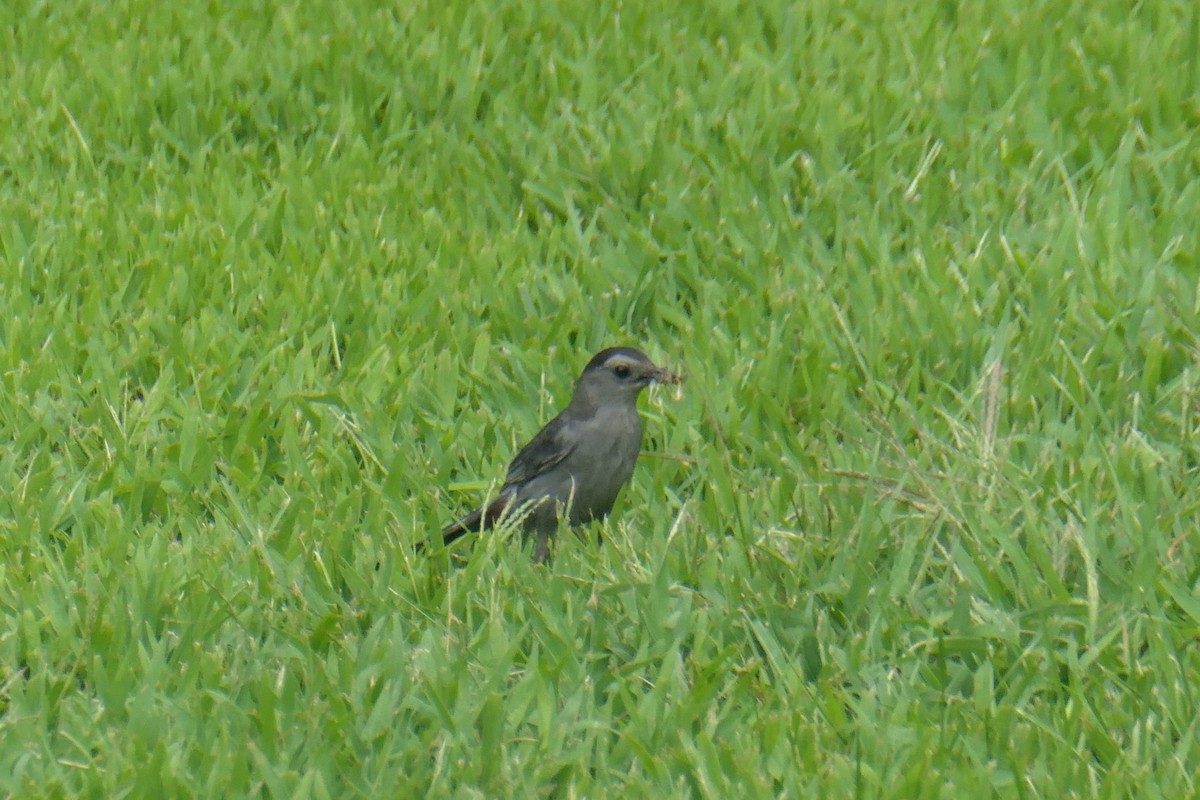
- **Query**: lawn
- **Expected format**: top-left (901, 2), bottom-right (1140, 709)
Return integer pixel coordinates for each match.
top-left (1, 0), bottom-right (1198, 796)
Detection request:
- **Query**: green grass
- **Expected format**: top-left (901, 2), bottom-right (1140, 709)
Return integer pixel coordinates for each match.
top-left (1, 0), bottom-right (1198, 796)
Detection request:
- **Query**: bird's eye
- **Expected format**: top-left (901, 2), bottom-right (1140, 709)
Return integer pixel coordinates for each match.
top-left (614, 365), bottom-right (631, 379)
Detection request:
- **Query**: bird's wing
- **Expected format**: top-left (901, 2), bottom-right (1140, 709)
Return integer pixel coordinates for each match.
top-left (425, 413), bottom-right (576, 551)
top-left (502, 412), bottom-right (576, 487)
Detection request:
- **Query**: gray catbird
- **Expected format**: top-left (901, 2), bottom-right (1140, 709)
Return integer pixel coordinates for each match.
top-left (434, 347), bottom-right (680, 561)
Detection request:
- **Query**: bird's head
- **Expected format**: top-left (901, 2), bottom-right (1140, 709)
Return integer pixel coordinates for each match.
top-left (571, 347), bottom-right (681, 411)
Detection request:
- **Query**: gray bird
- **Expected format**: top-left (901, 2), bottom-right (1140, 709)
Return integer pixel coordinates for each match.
top-left (434, 347), bottom-right (681, 561)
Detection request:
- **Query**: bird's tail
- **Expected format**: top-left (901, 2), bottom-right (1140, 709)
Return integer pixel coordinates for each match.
top-left (418, 497), bottom-right (509, 553)
top-left (437, 509), bottom-right (484, 545)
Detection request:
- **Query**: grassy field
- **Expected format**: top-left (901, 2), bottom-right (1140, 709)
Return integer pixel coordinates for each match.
top-left (2, 0), bottom-right (1198, 796)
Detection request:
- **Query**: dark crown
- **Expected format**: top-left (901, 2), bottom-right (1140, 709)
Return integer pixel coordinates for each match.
top-left (583, 347), bottom-right (651, 373)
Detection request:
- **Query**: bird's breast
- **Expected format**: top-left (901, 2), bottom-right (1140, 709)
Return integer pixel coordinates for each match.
top-left (560, 406), bottom-right (643, 517)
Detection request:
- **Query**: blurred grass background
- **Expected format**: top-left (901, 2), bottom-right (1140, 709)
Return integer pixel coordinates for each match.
top-left (1, 0), bottom-right (1198, 796)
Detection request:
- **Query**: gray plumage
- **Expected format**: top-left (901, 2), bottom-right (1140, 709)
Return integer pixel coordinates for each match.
top-left (435, 347), bottom-right (679, 561)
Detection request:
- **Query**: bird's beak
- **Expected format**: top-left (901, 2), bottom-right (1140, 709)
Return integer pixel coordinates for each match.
top-left (647, 364), bottom-right (684, 385)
